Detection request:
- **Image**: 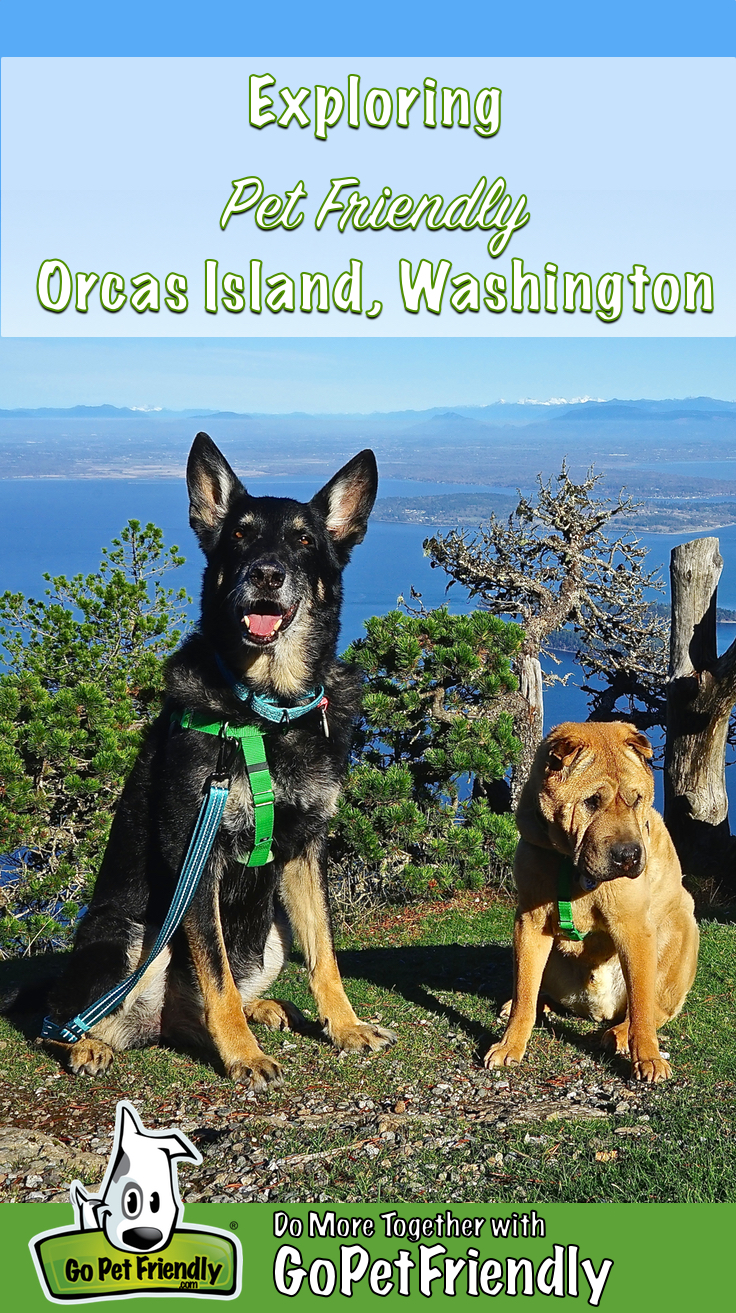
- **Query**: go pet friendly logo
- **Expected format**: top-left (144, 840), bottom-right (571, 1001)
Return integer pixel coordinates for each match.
top-left (30, 1100), bottom-right (241, 1302)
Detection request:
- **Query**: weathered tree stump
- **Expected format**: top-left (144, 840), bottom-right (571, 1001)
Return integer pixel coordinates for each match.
top-left (510, 652), bottom-right (544, 806)
top-left (665, 537), bottom-right (736, 888)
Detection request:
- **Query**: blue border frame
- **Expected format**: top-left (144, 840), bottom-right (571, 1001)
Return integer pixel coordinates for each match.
top-left (1, 1), bottom-right (734, 57)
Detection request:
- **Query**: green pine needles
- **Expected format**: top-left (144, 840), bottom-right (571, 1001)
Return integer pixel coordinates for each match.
top-left (0, 522), bottom-right (190, 957)
top-left (330, 605), bottom-right (522, 903)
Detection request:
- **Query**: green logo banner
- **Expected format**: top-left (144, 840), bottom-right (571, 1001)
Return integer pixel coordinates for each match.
top-left (32, 1227), bottom-right (238, 1301)
top-left (11, 1201), bottom-right (736, 1308)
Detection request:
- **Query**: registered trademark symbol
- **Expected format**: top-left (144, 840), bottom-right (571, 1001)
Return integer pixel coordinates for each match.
top-left (230, 1221), bottom-right (239, 1231)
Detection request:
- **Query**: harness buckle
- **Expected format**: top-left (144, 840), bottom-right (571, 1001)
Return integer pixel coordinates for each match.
top-left (254, 790), bottom-right (275, 808)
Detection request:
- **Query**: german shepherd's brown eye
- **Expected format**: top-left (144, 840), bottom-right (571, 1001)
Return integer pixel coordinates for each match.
top-left (584, 794), bottom-right (600, 812)
top-left (233, 528), bottom-right (244, 540)
top-left (299, 534), bottom-right (314, 547)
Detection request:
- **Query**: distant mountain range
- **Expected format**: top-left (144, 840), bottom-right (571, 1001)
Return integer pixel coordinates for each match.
top-left (2, 398), bottom-right (736, 499)
top-left (2, 397), bottom-right (735, 423)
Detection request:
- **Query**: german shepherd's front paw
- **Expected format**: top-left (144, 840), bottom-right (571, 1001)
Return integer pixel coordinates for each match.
top-left (227, 1053), bottom-right (282, 1091)
top-left (244, 998), bottom-right (306, 1031)
top-left (483, 1040), bottom-right (525, 1069)
top-left (329, 1021), bottom-right (396, 1053)
top-left (630, 1052), bottom-right (671, 1083)
top-left (68, 1037), bottom-right (115, 1076)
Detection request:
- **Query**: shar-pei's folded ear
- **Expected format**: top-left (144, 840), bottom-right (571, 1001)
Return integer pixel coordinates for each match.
top-left (543, 723), bottom-right (589, 775)
top-left (621, 725), bottom-right (653, 765)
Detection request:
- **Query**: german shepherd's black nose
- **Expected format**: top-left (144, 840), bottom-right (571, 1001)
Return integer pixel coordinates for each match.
top-left (610, 841), bottom-right (643, 875)
top-left (247, 559), bottom-right (285, 591)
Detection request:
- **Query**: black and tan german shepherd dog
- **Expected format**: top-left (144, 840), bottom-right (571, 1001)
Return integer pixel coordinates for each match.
top-left (44, 433), bottom-right (395, 1090)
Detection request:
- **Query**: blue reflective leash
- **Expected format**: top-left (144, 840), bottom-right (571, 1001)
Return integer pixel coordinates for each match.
top-left (41, 769), bottom-right (231, 1044)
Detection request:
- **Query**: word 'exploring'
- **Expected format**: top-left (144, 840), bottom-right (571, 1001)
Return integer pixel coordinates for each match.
top-left (249, 73), bottom-right (501, 139)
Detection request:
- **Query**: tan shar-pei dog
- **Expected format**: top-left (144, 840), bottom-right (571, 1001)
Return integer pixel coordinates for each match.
top-left (485, 721), bottom-right (699, 1082)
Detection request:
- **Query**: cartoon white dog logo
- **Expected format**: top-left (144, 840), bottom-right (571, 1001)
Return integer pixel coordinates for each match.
top-left (70, 1100), bottom-right (201, 1254)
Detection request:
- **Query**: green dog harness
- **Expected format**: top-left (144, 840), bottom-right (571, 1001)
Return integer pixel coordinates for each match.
top-left (42, 706), bottom-right (278, 1044)
top-left (172, 708), bottom-right (275, 867)
top-left (557, 855), bottom-right (590, 942)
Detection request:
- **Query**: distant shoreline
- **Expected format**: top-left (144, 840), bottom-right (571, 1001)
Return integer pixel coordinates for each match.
top-left (2, 473), bottom-right (736, 537)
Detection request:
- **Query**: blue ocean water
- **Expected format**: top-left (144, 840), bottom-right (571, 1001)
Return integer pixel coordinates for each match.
top-left (3, 475), bottom-right (736, 812)
top-left (0, 476), bottom-right (490, 647)
top-left (4, 474), bottom-right (736, 632)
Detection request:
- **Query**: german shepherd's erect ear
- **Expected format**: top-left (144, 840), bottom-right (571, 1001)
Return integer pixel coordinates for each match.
top-left (187, 432), bottom-right (244, 554)
top-left (310, 449), bottom-right (378, 564)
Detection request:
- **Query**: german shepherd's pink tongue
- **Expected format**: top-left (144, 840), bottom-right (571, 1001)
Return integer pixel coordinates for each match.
top-left (247, 612), bottom-right (282, 639)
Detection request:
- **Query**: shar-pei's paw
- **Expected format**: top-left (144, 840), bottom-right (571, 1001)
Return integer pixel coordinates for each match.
top-left (483, 1040), bottom-right (526, 1069)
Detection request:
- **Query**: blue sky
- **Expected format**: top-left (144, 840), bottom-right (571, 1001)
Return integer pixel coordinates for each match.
top-left (3, 1), bottom-right (734, 57)
top-left (2, 5), bottom-right (734, 412)
top-left (1, 337), bottom-right (734, 412)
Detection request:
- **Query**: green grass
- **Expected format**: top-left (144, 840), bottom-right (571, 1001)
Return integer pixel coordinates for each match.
top-left (1, 894), bottom-right (734, 1203)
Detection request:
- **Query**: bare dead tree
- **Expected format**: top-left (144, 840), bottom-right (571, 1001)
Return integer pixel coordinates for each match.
top-left (664, 537), bottom-right (736, 890)
top-left (578, 611), bottom-right (668, 731)
top-left (425, 463), bottom-right (667, 800)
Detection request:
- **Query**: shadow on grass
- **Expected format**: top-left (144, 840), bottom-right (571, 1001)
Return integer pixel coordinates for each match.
top-left (335, 941), bottom-right (514, 1049)
top-left (0, 942), bottom-right (515, 1053)
top-left (538, 1012), bottom-right (633, 1079)
top-left (694, 900), bottom-right (736, 925)
top-left (0, 940), bottom-right (623, 1077)
top-left (0, 951), bottom-right (64, 1040)
top-left (335, 942), bottom-right (633, 1075)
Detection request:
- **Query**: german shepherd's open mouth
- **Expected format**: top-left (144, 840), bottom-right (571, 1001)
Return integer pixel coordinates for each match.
top-left (239, 600), bottom-right (299, 645)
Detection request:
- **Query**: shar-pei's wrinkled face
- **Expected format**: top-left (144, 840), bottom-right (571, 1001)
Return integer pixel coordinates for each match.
top-left (535, 720), bottom-right (655, 888)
